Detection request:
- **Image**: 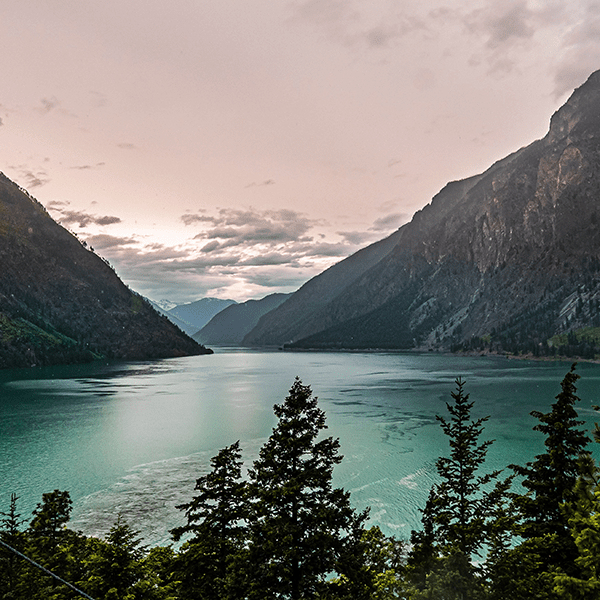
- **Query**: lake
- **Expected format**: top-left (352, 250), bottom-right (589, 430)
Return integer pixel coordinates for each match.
top-left (1, 349), bottom-right (599, 546)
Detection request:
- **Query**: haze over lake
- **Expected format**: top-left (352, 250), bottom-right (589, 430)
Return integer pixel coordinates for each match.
top-left (2, 350), bottom-right (599, 546)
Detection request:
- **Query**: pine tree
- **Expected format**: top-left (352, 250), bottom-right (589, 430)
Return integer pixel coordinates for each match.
top-left (491, 364), bottom-right (591, 598)
top-left (83, 515), bottom-right (147, 600)
top-left (512, 364), bottom-right (590, 541)
top-left (0, 493), bottom-right (26, 598)
top-left (171, 440), bottom-right (248, 600)
top-left (407, 378), bottom-right (511, 596)
top-left (554, 452), bottom-right (600, 599)
top-left (22, 489), bottom-right (79, 600)
top-left (245, 377), bottom-right (368, 600)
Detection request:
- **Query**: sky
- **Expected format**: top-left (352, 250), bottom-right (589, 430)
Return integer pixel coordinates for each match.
top-left (1, 0), bottom-right (600, 304)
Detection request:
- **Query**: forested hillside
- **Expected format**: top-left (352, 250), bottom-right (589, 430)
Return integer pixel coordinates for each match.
top-left (0, 173), bottom-right (210, 368)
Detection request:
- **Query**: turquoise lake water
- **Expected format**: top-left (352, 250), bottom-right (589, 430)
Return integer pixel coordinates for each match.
top-left (1, 350), bottom-right (599, 545)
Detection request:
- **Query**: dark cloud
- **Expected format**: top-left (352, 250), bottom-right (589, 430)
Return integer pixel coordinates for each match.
top-left (84, 233), bottom-right (138, 249)
top-left (337, 230), bottom-right (380, 246)
top-left (245, 179), bottom-right (276, 188)
top-left (370, 212), bottom-right (408, 231)
top-left (181, 213), bottom-right (214, 226)
top-left (46, 200), bottom-right (69, 209)
top-left (200, 240), bottom-right (221, 253)
top-left (70, 162), bottom-right (106, 170)
top-left (239, 253), bottom-right (299, 266)
top-left (54, 209), bottom-right (122, 228)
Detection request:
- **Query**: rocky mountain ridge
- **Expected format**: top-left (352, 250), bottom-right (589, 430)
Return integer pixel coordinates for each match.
top-left (244, 70), bottom-right (600, 356)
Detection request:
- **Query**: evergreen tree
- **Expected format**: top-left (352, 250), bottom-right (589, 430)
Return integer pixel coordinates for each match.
top-left (171, 440), bottom-right (248, 600)
top-left (245, 377), bottom-right (368, 600)
top-left (83, 515), bottom-right (147, 600)
top-left (0, 493), bottom-right (26, 599)
top-left (491, 364), bottom-right (591, 598)
top-left (512, 364), bottom-right (590, 542)
top-left (23, 489), bottom-right (78, 599)
top-left (553, 407), bottom-right (600, 599)
top-left (407, 378), bottom-right (511, 596)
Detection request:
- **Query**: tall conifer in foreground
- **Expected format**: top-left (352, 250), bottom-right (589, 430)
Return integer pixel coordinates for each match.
top-left (171, 440), bottom-right (248, 600)
top-left (490, 364), bottom-right (591, 599)
top-left (407, 377), bottom-right (511, 598)
top-left (246, 377), bottom-right (368, 600)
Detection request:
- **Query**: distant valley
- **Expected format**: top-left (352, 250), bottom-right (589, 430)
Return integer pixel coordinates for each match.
top-left (4, 71), bottom-right (600, 367)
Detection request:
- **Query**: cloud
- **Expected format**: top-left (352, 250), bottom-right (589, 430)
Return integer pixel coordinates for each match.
top-left (72, 205), bottom-right (401, 304)
top-left (183, 207), bottom-right (319, 245)
top-left (52, 209), bottom-right (122, 228)
top-left (70, 162), bottom-right (106, 170)
top-left (84, 233), bottom-right (138, 249)
top-left (552, 3), bottom-right (600, 97)
top-left (39, 96), bottom-right (60, 114)
top-left (10, 165), bottom-right (50, 188)
top-left (292, 0), bottom-right (426, 50)
top-left (370, 212), bottom-right (408, 231)
top-left (46, 200), bottom-right (69, 209)
top-left (464, 2), bottom-right (535, 50)
top-left (245, 179), bottom-right (276, 188)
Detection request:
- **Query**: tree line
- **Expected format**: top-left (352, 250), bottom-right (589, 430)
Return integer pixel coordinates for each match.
top-left (1, 367), bottom-right (600, 599)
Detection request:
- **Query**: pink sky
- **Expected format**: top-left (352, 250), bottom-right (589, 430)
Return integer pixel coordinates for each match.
top-left (1, 0), bottom-right (599, 303)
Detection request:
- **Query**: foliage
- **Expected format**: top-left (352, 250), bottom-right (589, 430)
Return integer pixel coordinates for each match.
top-left (407, 377), bottom-right (512, 596)
top-left (171, 441), bottom-right (248, 600)
top-left (246, 377), bottom-right (369, 599)
top-left (490, 364), bottom-right (592, 599)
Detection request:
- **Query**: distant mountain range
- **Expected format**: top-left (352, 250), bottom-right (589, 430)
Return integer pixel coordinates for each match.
top-left (0, 175), bottom-right (211, 369)
top-left (193, 293), bottom-right (291, 345)
top-left (150, 298), bottom-right (237, 336)
top-left (243, 70), bottom-right (600, 357)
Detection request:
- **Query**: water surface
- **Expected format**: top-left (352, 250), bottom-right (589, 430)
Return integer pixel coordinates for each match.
top-left (1, 350), bottom-right (598, 545)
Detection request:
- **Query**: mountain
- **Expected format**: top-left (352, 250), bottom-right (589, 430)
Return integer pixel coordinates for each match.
top-left (194, 293), bottom-right (291, 346)
top-left (148, 299), bottom-right (200, 335)
top-left (0, 173), bottom-right (211, 368)
top-left (244, 70), bottom-right (600, 357)
top-left (165, 298), bottom-right (237, 336)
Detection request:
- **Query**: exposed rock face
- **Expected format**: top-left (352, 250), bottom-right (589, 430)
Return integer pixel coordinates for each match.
top-left (0, 174), bottom-right (211, 368)
top-left (244, 70), bottom-right (600, 353)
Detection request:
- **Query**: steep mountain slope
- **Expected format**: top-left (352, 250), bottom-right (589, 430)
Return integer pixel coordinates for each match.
top-left (245, 70), bottom-right (600, 355)
top-left (166, 298), bottom-right (237, 336)
top-left (0, 174), bottom-right (211, 368)
top-left (194, 293), bottom-right (291, 345)
top-left (242, 226), bottom-right (405, 346)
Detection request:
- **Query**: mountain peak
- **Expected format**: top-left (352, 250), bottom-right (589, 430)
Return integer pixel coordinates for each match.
top-left (548, 69), bottom-right (600, 145)
top-left (244, 69), bottom-right (600, 356)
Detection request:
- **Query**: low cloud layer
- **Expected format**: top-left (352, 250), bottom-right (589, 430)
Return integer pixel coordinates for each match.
top-left (69, 205), bottom-right (406, 303)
